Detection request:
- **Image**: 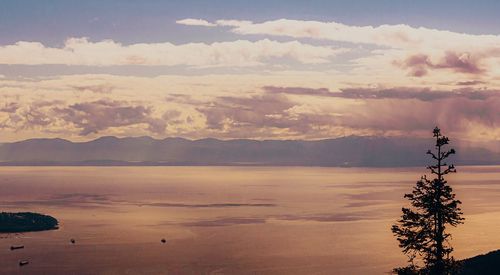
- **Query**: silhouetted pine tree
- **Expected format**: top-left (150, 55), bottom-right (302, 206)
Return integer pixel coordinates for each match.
top-left (392, 127), bottom-right (464, 275)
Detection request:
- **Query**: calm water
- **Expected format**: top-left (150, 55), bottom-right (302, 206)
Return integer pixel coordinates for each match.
top-left (1, 166), bottom-right (499, 274)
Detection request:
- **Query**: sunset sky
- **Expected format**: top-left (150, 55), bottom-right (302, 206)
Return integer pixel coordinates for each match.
top-left (0, 0), bottom-right (499, 143)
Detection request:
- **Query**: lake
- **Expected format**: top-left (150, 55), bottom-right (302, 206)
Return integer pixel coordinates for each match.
top-left (1, 166), bottom-right (499, 274)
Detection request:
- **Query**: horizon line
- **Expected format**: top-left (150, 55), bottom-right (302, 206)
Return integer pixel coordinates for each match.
top-left (0, 134), bottom-right (441, 144)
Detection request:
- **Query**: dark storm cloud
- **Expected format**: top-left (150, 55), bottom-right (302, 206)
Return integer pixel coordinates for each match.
top-left (436, 52), bottom-right (484, 74)
top-left (193, 85), bottom-right (500, 138)
top-left (197, 93), bottom-right (338, 137)
top-left (0, 102), bottom-right (20, 113)
top-left (198, 93), bottom-right (295, 130)
top-left (11, 100), bottom-right (66, 129)
top-left (335, 96), bottom-right (500, 133)
top-left (1, 99), bottom-right (173, 135)
top-left (399, 51), bottom-right (485, 77)
top-left (22, 106), bottom-right (54, 127)
top-left (53, 99), bottom-right (166, 135)
top-left (456, 80), bottom-right (486, 86)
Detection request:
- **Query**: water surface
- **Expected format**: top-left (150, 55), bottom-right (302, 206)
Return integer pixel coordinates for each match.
top-left (1, 166), bottom-right (499, 274)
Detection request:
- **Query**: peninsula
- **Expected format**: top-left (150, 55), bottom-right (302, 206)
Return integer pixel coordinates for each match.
top-left (0, 212), bottom-right (59, 233)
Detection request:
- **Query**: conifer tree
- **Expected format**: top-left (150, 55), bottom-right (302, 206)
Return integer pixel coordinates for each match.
top-left (392, 127), bottom-right (464, 274)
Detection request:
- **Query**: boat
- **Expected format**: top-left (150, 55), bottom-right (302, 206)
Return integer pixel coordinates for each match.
top-left (19, 260), bottom-right (29, 266)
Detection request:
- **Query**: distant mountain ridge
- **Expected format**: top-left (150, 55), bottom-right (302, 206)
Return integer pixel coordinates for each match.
top-left (0, 136), bottom-right (498, 166)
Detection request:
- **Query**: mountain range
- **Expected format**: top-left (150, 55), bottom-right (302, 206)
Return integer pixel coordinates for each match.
top-left (0, 136), bottom-right (498, 166)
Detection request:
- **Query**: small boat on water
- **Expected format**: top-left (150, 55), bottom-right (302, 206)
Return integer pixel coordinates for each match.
top-left (19, 260), bottom-right (29, 266)
top-left (70, 238), bottom-right (76, 244)
top-left (10, 245), bottom-right (24, 250)
top-left (161, 238), bottom-right (166, 243)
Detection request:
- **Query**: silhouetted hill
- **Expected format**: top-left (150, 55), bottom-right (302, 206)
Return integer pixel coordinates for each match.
top-left (459, 250), bottom-right (500, 274)
top-left (0, 136), bottom-right (498, 166)
top-left (0, 212), bottom-right (59, 233)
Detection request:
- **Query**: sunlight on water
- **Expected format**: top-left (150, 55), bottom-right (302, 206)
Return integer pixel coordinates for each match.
top-left (1, 166), bottom-right (499, 274)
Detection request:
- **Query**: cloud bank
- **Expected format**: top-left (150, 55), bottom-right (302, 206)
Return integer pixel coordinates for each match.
top-left (197, 18), bottom-right (500, 50)
top-left (1, 18), bottom-right (499, 144)
top-left (176, 18), bottom-right (500, 78)
top-left (0, 38), bottom-right (344, 67)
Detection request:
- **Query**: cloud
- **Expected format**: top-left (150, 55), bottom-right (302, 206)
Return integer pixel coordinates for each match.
top-left (22, 106), bottom-right (54, 127)
top-left (196, 92), bottom-right (343, 138)
top-left (196, 93), bottom-right (338, 138)
top-left (0, 38), bottom-right (344, 67)
top-left (176, 18), bottom-right (216, 27)
top-left (263, 86), bottom-right (334, 97)
top-left (0, 102), bottom-right (20, 113)
top-left (177, 18), bottom-right (252, 27)
top-left (52, 99), bottom-right (166, 135)
top-left (436, 52), bottom-right (484, 74)
top-left (456, 80), bottom-right (486, 86)
top-left (198, 93), bottom-right (295, 130)
top-left (213, 19), bottom-right (500, 51)
top-left (195, 86), bottom-right (500, 139)
top-left (186, 18), bottom-right (500, 78)
top-left (10, 100), bottom-right (65, 130)
top-left (69, 83), bottom-right (114, 93)
top-left (215, 19), bottom-right (253, 27)
top-left (397, 52), bottom-right (485, 76)
top-left (2, 73), bottom-right (498, 142)
top-left (162, 110), bottom-right (184, 126)
top-left (264, 86), bottom-right (500, 101)
top-left (336, 97), bottom-right (500, 134)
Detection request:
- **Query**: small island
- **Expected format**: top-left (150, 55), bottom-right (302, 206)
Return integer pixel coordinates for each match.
top-left (0, 212), bottom-right (59, 233)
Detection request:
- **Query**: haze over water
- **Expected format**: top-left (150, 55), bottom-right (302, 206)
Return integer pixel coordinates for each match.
top-left (1, 166), bottom-right (499, 274)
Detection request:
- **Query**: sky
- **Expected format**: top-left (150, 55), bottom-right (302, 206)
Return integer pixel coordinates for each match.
top-left (0, 0), bottom-right (499, 144)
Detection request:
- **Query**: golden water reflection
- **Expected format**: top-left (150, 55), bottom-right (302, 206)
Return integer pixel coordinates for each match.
top-left (1, 166), bottom-right (499, 274)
